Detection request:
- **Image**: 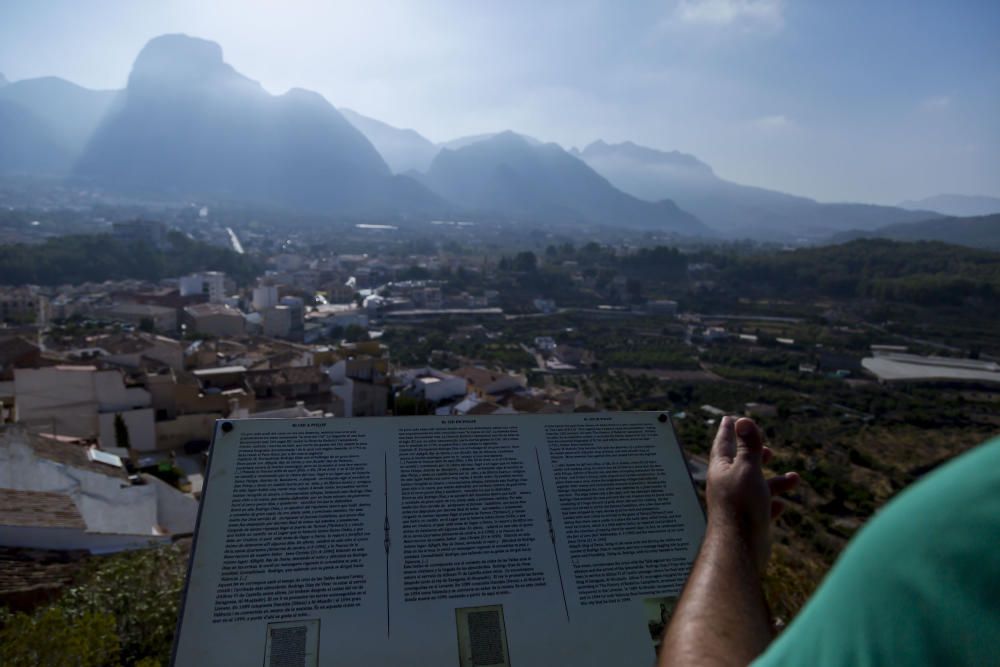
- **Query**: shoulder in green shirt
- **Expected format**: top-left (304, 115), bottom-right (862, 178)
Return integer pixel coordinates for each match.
top-left (753, 436), bottom-right (1000, 667)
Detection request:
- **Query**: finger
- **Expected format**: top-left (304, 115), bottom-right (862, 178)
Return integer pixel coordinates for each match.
top-left (768, 472), bottom-right (800, 496)
top-left (771, 499), bottom-right (785, 519)
top-left (735, 418), bottom-right (763, 464)
top-left (762, 446), bottom-right (774, 466)
top-left (710, 416), bottom-right (737, 463)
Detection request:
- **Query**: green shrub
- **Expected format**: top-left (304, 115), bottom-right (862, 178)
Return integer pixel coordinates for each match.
top-left (0, 606), bottom-right (120, 667)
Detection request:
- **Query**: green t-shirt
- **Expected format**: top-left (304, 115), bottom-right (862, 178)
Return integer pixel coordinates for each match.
top-left (753, 436), bottom-right (1000, 667)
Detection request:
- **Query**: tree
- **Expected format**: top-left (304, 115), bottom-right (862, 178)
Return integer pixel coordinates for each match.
top-left (344, 324), bottom-right (370, 343)
top-left (393, 395), bottom-right (431, 415)
top-left (57, 544), bottom-right (189, 665)
top-left (626, 278), bottom-right (643, 303)
top-left (138, 317), bottom-right (155, 333)
top-left (513, 251), bottom-right (538, 272)
top-left (114, 413), bottom-right (131, 450)
top-left (596, 268), bottom-right (616, 289)
top-left (401, 265), bottom-right (431, 280)
top-left (0, 230), bottom-right (264, 286)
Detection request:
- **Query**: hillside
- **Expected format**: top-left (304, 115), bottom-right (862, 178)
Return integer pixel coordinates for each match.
top-left (899, 194), bottom-right (1000, 217)
top-left (831, 213), bottom-right (1000, 250)
top-left (712, 239), bottom-right (1000, 309)
top-left (421, 132), bottom-right (709, 235)
top-left (0, 229), bottom-right (263, 285)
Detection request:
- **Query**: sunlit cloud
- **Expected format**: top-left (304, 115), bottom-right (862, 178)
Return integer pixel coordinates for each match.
top-left (753, 114), bottom-right (791, 130)
top-left (674, 0), bottom-right (785, 31)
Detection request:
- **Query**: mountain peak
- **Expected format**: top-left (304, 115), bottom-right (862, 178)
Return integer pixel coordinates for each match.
top-left (136, 33), bottom-right (224, 67)
top-left (129, 34), bottom-right (250, 91)
top-left (440, 131), bottom-right (542, 161)
top-left (280, 87), bottom-right (329, 107)
top-left (0, 72), bottom-right (7, 87)
top-left (488, 130), bottom-right (532, 147)
top-left (581, 139), bottom-right (713, 175)
top-left (441, 131), bottom-right (544, 151)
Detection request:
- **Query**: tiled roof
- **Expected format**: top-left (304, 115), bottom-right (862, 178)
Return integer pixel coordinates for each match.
top-left (107, 303), bottom-right (174, 316)
top-left (505, 395), bottom-right (551, 413)
top-left (29, 436), bottom-right (128, 479)
top-left (246, 366), bottom-right (326, 388)
top-left (0, 546), bottom-right (88, 602)
top-left (184, 303), bottom-right (242, 318)
top-left (0, 489), bottom-right (85, 529)
top-left (451, 366), bottom-right (502, 387)
top-left (88, 332), bottom-right (179, 356)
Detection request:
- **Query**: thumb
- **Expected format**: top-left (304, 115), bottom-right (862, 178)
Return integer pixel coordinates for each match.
top-left (735, 418), bottom-right (763, 463)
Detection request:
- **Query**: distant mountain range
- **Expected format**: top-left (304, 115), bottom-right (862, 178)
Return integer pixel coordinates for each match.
top-left (417, 131), bottom-right (706, 234)
top-left (338, 108), bottom-right (439, 174)
top-left (0, 34), bottom-right (996, 243)
top-left (898, 194), bottom-right (1000, 218)
top-left (335, 118), bottom-right (957, 241)
top-left (831, 213), bottom-right (1000, 250)
top-left (570, 140), bottom-right (944, 241)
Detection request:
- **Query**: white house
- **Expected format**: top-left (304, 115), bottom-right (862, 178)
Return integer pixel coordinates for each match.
top-left (14, 366), bottom-right (152, 442)
top-left (252, 284), bottom-right (279, 311)
top-left (0, 426), bottom-right (197, 553)
top-left (262, 305), bottom-right (293, 339)
top-left (397, 367), bottom-right (468, 403)
top-left (451, 366), bottom-right (527, 396)
top-left (179, 271), bottom-right (226, 304)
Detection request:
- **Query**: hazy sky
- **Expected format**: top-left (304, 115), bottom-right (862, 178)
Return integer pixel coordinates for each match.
top-left (2, 0), bottom-right (998, 204)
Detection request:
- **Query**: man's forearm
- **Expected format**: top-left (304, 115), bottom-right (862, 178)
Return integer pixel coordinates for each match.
top-left (659, 519), bottom-right (773, 667)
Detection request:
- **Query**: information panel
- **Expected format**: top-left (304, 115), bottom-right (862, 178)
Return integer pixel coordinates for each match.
top-left (172, 412), bottom-right (705, 666)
